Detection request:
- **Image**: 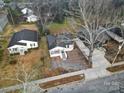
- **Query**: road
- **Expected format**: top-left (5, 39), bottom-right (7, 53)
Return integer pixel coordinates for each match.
top-left (46, 71), bottom-right (124, 93)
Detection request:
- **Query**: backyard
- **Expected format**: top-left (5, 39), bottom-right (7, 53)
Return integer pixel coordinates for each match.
top-left (47, 19), bottom-right (76, 35)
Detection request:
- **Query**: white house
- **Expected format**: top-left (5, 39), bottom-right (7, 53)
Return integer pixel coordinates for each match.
top-left (0, 0), bottom-right (5, 8)
top-left (26, 14), bottom-right (38, 22)
top-left (8, 29), bottom-right (39, 55)
top-left (47, 33), bottom-right (74, 60)
top-left (21, 8), bottom-right (33, 15)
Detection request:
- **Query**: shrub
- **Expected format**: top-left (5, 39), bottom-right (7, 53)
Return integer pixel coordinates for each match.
top-left (9, 59), bottom-right (17, 65)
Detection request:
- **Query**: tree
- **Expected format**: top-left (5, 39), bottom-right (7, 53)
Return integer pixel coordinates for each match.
top-left (32, 0), bottom-right (58, 35)
top-left (32, 0), bottom-right (69, 35)
top-left (0, 60), bottom-right (41, 93)
top-left (66, 0), bottom-right (124, 66)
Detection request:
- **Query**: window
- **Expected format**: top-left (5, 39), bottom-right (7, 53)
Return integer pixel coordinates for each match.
top-left (15, 48), bottom-right (17, 51)
top-left (30, 44), bottom-right (32, 47)
top-left (12, 48), bottom-right (17, 51)
top-left (51, 50), bottom-right (60, 55)
top-left (34, 43), bottom-right (35, 46)
top-left (66, 45), bottom-right (69, 48)
top-left (9, 49), bottom-right (11, 51)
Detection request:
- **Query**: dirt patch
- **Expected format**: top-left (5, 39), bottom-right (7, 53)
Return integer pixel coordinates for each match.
top-left (104, 40), bottom-right (124, 63)
top-left (107, 64), bottom-right (124, 72)
top-left (39, 74), bottom-right (85, 89)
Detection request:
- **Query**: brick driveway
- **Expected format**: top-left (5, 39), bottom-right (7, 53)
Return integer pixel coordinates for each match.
top-left (51, 47), bottom-right (89, 72)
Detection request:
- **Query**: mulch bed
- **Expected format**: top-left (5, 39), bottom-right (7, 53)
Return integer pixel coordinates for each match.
top-left (107, 64), bottom-right (124, 72)
top-left (39, 74), bottom-right (85, 89)
top-left (104, 40), bottom-right (124, 63)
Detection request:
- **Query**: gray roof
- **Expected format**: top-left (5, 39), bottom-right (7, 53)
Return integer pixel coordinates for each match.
top-left (47, 35), bottom-right (56, 49)
top-left (8, 29), bottom-right (39, 47)
top-left (47, 33), bottom-right (73, 49)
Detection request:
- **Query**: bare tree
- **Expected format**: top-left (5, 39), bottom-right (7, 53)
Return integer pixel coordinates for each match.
top-left (0, 60), bottom-right (41, 93)
top-left (66, 0), bottom-right (124, 66)
top-left (32, 0), bottom-right (59, 34)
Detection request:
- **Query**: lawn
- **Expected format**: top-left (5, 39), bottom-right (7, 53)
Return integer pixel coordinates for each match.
top-left (3, 23), bottom-right (38, 36)
top-left (0, 23), bottom-right (51, 88)
top-left (0, 36), bottom-right (52, 88)
top-left (47, 19), bottom-right (75, 35)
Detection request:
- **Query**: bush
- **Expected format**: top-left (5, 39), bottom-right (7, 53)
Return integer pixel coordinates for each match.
top-left (9, 56), bottom-right (17, 65)
top-left (9, 59), bottom-right (17, 65)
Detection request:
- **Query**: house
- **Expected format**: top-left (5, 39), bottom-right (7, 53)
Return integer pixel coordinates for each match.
top-left (47, 33), bottom-right (74, 60)
top-left (106, 27), bottom-right (124, 43)
top-left (0, 13), bottom-right (8, 32)
top-left (21, 8), bottom-right (38, 22)
top-left (8, 29), bottom-right (39, 55)
top-left (0, 0), bottom-right (5, 8)
top-left (21, 8), bottom-right (33, 15)
top-left (26, 14), bottom-right (38, 22)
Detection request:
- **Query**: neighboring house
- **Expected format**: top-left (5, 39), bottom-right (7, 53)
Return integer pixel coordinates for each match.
top-left (47, 33), bottom-right (74, 60)
top-left (0, 0), bottom-right (5, 8)
top-left (8, 29), bottom-right (39, 55)
top-left (21, 8), bottom-right (33, 15)
top-left (106, 27), bottom-right (124, 43)
top-left (26, 14), bottom-right (38, 22)
top-left (21, 8), bottom-right (38, 22)
top-left (0, 13), bottom-right (8, 32)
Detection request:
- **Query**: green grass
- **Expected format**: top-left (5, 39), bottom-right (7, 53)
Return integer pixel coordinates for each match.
top-left (40, 37), bottom-right (51, 68)
top-left (48, 21), bottom-right (68, 30)
top-left (47, 20), bottom-right (70, 34)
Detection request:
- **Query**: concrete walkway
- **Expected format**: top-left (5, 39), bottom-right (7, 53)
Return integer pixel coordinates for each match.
top-left (75, 38), bottom-right (111, 68)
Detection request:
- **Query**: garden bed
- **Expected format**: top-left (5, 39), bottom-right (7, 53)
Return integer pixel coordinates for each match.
top-left (39, 74), bottom-right (85, 89)
top-left (107, 64), bottom-right (124, 72)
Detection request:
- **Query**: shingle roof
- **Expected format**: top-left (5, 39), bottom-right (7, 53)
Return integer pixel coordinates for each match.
top-left (47, 33), bottom-right (73, 50)
top-left (8, 29), bottom-right (38, 47)
top-left (109, 27), bottom-right (122, 37)
top-left (47, 35), bottom-right (56, 49)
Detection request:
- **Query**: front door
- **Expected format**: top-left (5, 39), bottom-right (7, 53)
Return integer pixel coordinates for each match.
top-left (19, 48), bottom-right (25, 55)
